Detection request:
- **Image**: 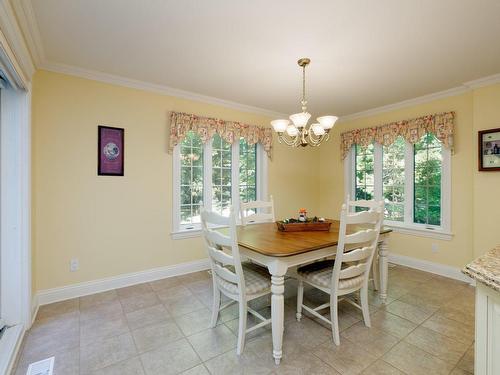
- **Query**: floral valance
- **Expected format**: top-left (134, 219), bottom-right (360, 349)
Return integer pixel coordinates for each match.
top-left (340, 111), bottom-right (455, 159)
top-left (168, 111), bottom-right (273, 158)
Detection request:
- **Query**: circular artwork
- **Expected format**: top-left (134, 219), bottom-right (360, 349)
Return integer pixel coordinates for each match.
top-left (103, 142), bottom-right (120, 160)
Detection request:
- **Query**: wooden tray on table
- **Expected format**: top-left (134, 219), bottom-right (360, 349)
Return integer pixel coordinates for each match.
top-left (276, 219), bottom-right (332, 232)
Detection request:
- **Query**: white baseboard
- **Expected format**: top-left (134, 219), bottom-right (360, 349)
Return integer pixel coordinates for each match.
top-left (34, 258), bottom-right (211, 310)
top-left (388, 253), bottom-right (473, 284)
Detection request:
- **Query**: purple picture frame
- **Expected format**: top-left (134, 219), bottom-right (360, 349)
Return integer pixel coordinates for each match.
top-left (98, 126), bottom-right (124, 176)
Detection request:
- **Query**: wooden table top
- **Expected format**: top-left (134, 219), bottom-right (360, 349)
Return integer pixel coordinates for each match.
top-left (237, 221), bottom-right (392, 257)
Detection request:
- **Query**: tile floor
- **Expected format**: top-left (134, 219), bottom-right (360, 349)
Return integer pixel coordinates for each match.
top-left (13, 264), bottom-right (475, 375)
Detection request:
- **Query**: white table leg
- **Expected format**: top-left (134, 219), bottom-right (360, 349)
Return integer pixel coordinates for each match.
top-left (378, 239), bottom-right (389, 303)
top-left (268, 261), bottom-right (287, 365)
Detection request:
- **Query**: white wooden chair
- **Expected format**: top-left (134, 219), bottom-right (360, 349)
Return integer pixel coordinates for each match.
top-left (239, 196), bottom-right (275, 226)
top-left (295, 201), bottom-right (384, 345)
top-left (346, 195), bottom-right (382, 291)
top-left (201, 207), bottom-right (272, 355)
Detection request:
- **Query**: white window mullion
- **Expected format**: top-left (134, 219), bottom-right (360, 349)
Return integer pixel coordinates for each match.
top-left (404, 141), bottom-right (414, 226)
top-left (204, 139), bottom-right (213, 212)
top-left (257, 144), bottom-right (268, 201)
top-left (232, 140), bottom-right (240, 219)
top-left (374, 144), bottom-right (383, 202)
top-left (441, 147), bottom-right (452, 233)
top-left (172, 145), bottom-right (181, 232)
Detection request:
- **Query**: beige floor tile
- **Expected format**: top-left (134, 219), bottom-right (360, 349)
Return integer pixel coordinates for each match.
top-left (384, 300), bottom-right (435, 324)
top-left (119, 292), bottom-right (161, 314)
top-left (21, 320), bottom-right (80, 362)
top-left (125, 304), bottom-right (171, 330)
top-left (90, 357), bottom-right (145, 375)
top-left (163, 295), bottom-right (206, 317)
top-left (29, 310), bottom-right (79, 338)
top-left (450, 367), bottom-right (473, 375)
top-left (422, 315), bottom-right (474, 345)
top-left (269, 352), bottom-right (341, 374)
top-left (187, 324), bottom-right (237, 361)
top-left (149, 276), bottom-right (184, 292)
top-left (175, 307), bottom-right (219, 336)
top-left (383, 341), bottom-right (455, 375)
top-left (280, 318), bottom-right (331, 356)
top-left (314, 338), bottom-right (377, 375)
top-left (139, 338), bottom-right (201, 375)
top-left (36, 298), bottom-right (79, 321)
top-left (369, 310), bottom-right (417, 339)
top-left (179, 364), bottom-right (210, 375)
top-left (15, 346), bottom-right (79, 375)
top-left (397, 292), bottom-right (443, 310)
top-left (117, 283), bottom-right (153, 299)
top-left (131, 321), bottom-right (184, 353)
top-left (435, 305), bottom-right (474, 325)
top-left (80, 290), bottom-right (118, 310)
top-left (80, 332), bottom-right (137, 374)
top-left (80, 300), bottom-right (124, 322)
top-left (360, 360), bottom-right (405, 374)
top-left (404, 326), bottom-right (470, 365)
top-left (80, 312), bottom-right (130, 346)
top-left (185, 278), bottom-right (212, 294)
top-left (341, 321), bottom-right (399, 357)
top-left (456, 345), bottom-right (474, 373)
top-left (156, 285), bottom-right (195, 301)
top-left (203, 334), bottom-right (275, 375)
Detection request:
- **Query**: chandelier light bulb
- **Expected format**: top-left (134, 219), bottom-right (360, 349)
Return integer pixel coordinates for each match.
top-left (311, 123), bottom-right (325, 136)
top-left (317, 116), bottom-right (338, 130)
top-left (271, 119), bottom-right (289, 133)
top-left (286, 125), bottom-right (299, 136)
top-left (289, 112), bottom-right (311, 128)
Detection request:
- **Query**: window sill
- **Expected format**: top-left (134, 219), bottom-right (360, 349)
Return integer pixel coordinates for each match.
top-left (386, 223), bottom-right (453, 240)
top-left (171, 229), bottom-right (202, 240)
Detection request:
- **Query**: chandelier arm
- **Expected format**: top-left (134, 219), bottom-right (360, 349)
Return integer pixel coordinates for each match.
top-left (278, 133), bottom-right (300, 147)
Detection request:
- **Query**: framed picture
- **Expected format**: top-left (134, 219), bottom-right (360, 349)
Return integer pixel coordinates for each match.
top-left (478, 127), bottom-right (500, 171)
top-left (98, 126), bottom-right (124, 176)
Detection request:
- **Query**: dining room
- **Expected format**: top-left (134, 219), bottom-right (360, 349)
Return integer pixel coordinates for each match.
top-left (3, 1), bottom-right (500, 374)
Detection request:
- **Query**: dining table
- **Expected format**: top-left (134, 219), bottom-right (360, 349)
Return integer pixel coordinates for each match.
top-left (236, 220), bottom-right (392, 365)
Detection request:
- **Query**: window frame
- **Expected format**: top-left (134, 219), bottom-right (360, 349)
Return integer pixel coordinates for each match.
top-left (344, 138), bottom-right (452, 240)
top-left (172, 137), bottom-right (268, 239)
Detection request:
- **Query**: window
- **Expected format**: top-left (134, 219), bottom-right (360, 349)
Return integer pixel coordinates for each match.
top-left (346, 133), bottom-right (451, 238)
top-left (173, 132), bottom-right (267, 236)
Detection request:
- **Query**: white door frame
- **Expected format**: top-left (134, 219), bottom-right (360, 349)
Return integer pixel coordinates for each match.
top-left (0, 25), bottom-right (32, 375)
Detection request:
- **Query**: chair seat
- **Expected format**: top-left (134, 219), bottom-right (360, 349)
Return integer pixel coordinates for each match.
top-left (216, 262), bottom-right (271, 296)
top-left (297, 260), bottom-right (364, 290)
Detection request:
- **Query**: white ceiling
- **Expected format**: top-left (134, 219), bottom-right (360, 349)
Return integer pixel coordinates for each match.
top-left (20, 0), bottom-right (500, 116)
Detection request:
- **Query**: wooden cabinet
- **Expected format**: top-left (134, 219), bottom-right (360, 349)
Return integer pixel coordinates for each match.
top-left (475, 283), bottom-right (500, 374)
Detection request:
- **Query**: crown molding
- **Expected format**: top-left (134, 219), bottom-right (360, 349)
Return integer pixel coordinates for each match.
top-left (41, 62), bottom-right (287, 119)
top-left (0, 0), bottom-right (35, 83)
top-left (338, 85), bottom-right (469, 123)
top-left (339, 72), bottom-right (500, 123)
top-left (12, 0), bottom-right (46, 67)
top-left (463, 72), bottom-right (500, 89)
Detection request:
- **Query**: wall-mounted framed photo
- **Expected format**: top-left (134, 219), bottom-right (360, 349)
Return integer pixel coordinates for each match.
top-left (478, 127), bottom-right (500, 171)
top-left (98, 125), bottom-right (124, 176)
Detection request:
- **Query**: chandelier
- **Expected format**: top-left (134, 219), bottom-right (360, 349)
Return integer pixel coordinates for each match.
top-left (271, 58), bottom-right (338, 147)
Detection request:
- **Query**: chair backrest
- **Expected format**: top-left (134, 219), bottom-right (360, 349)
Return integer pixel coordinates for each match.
top-left (239, 196), bottom-right (275, 226)
top-left (346, 194), bottom-right (381, 211)
top-left (200, 207), bottom-right (246, 296)
top-left (331, 200), bottom-right (384, 292)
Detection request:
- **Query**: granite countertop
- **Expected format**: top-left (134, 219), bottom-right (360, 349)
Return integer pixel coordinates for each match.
top-left (463, 244), bottom-right (500, 292)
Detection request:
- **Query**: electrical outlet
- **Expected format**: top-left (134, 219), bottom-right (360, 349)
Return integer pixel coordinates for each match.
top-left (431, 243), bottom-right (439, 253)
top-left (70, 258), bottom-right (79, 272)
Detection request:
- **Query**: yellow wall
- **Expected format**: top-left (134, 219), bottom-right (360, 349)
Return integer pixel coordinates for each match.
top-left (32, 70), bottom-right (320, 291)
top-left (318, 93), bottom-right (475, 268)
top-left (472, 83), bottom-right (500, 258)
top-left (32, 69), bottom-right (500, 292)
